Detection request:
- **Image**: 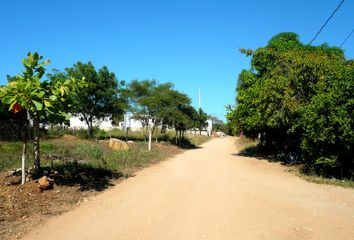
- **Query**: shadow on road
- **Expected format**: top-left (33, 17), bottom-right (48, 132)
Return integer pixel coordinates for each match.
top-left (233, 145), bottom-right (298, 167)
top-left (234, 145), bottom-right (278, 162)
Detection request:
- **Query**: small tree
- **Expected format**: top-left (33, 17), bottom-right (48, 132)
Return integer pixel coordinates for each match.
top-left (196, 108), bottom-right (208, 135)
top-left (60, 62), bottom-right (125, 138)
top-left (160, 90), bottom-right (197, 145)
top-left (0, 52), bottom-right (85, 175)
top-left (127, 80), bottom-right (175, 147)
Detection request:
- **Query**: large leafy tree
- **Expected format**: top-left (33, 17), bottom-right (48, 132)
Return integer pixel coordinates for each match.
top-left (58, 62), bottom-right (126, 137)
top-left (0, 52), bottom-right (85, 172)
top-left (228, 32), bottom-right (354, 177)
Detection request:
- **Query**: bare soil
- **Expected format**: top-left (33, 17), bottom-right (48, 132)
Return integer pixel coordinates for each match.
top-left (3, 137), bottom-right (354, 239)
top-left (0, 142), bottom-right (182, 240)
top-left (0, 172), bottom-right (121, 240)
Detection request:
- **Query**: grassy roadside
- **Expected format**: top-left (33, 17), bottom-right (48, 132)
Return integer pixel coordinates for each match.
top-left (234, 136), bottom-right (259, 151)
top-left (235, 137), bottom-right (354, 189)
top-left (297, 172), bottom-right (354, 189)
top-left (0, 133), bottom-right (210, 240)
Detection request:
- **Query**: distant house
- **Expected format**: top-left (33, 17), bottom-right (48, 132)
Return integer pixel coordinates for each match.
top-left (68, 113), bottom-right (144, 132)
top-left (68, 113), bottom-right (213, 134)
top-left (69, 116), bottom-right (114, 131)
top-left (118, 112), bottom-right (146, 132)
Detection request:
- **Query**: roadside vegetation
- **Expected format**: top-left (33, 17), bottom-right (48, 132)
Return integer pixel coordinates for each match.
top-left (0, 52), bottom-right (214, 177)
top-left (0, 52), bottom-right (212, 239)
top-left (0, 128), bottom-right (209, 240)
top-left (0, 128), bottom-right (210, 173)
top-left (236, 136), bottom-right (354, 189)
top-left (228, 32), bottom-right (354, 181)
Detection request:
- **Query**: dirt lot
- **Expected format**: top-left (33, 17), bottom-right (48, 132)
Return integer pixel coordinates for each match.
top-left (0, 174), bottom-right (100, 239)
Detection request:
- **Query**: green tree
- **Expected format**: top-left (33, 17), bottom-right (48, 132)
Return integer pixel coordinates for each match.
top-left (0, 52), bottom-right (85, 173)
top-left (127, 80), bottom-right (176, 141)
top-left (196, 108), bottom-right (208, 135)
top-left (60, 62), bottom-right (126, 138)
top-left (228, 32), bottom-right (354, 177)
top-left (160, 90), bottom-right (197, 145)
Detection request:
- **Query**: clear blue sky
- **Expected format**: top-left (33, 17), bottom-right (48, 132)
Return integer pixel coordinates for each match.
top-left (1, 0), bottom-right (353, 121)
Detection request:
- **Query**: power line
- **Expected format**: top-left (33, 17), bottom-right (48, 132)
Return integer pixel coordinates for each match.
top-left (309, 0), bottom-right (346, 45)
top-left (340, 29), bottom-right (354, 47)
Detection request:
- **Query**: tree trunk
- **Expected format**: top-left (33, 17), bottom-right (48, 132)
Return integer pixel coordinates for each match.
top-left (148, 126), bottom-right (152, 151)
top-left (175, 129), bottom-right (178, 145)
top-left (179, 130), bottom-right (182, 145)
top-left (125, 127), bottom-right (129, 142)
top-left (142, 123), bottom-right (147, 142)
top-left (21, 110), bottom-right (29, 185)
top-left (88, 117), bottom-right (94, 138)
top-left (21, 142), bottom-right (27, 185)
top-left (152, 123), bottom-right (158, 143)
top-left (32, 111), bottom-right (40, 173)
top-left (82, 114), bottom-right (94, 138)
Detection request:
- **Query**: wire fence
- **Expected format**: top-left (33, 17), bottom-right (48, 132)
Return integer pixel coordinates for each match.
top-left (0, 118), bottom-right (33, 172)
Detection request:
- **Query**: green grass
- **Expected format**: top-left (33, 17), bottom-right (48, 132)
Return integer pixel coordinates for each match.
top-left (0, 141), bottom-right (32, 171)
top-left (1, 129), bottom-right (210, 178)
top-left (46, 127), bottom-right (210, 145)
top-left (297, 171), bottom-right (354, 189)
top-left (188, 134), bottom-right (210, 146)
top-left (235, 136), bottom-right (259, 151)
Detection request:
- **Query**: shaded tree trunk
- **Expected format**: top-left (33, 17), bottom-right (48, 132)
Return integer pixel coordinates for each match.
top-left (151, 122), bottom-right (158, 143)
top-left (148, 126), bottom-right (152, 151)
top-left (125, 127), bottom-right (129, 141)
top-left (21, 110), bottom-right (29, 185)
top-left (82, 114), bottom-right (94, 138)
top-left (32, 111), bottom-right (40, 173)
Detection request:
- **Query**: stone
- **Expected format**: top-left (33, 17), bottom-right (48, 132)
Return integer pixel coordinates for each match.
top-left (38, 176), bottom-right (53, 191)
top-left (127, 140), bottom-right (134, 144)
top-left (108, 138), bottom-right (130, 151)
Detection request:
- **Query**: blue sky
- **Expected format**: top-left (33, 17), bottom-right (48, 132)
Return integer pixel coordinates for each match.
top-left (1, 0), bottom-right (353, 121)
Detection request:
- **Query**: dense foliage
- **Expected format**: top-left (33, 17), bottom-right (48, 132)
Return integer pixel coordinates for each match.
top-left (0, 52), bottom-right (85, 170)
top-left (126, 79), bottom-right (200, 144)
top-left (50, 62), bottom-right (127, 138)
top-left (227, 32), bottom-right (354, 178)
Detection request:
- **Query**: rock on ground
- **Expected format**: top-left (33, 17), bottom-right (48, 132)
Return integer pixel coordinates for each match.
top-left (108, 138), bottom-right (130, 151)
top-left (38, 176), bottom-right (53, 191)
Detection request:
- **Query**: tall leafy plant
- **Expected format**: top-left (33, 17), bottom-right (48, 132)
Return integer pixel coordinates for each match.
top-left (0, 52), bottom-right (85, 173)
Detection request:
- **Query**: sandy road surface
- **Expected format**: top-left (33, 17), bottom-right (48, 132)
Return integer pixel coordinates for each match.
top-left (21, 137), bottom-right (354, 240)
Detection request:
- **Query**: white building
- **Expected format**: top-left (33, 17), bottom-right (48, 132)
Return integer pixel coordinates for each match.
top-left (68, 113), bottom-right (213, 134)
top-left (118, 112), bottom-right (147, 132)
top-left (69, 116), bottom-right (114, 131)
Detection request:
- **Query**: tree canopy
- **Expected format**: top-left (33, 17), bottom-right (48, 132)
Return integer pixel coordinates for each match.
top-left (227, 32), bottom-right (354, 178)
top-left (51, 62), bottom-right (126, 137)
top-left (0, 52), bottom-right (85, 171)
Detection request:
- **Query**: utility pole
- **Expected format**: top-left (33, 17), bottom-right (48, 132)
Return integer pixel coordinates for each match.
top-left (198, 88), bottom-right (201, 109)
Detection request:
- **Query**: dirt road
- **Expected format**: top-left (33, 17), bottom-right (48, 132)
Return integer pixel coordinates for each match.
top-left (21, 137), bottom-right (354, 240)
